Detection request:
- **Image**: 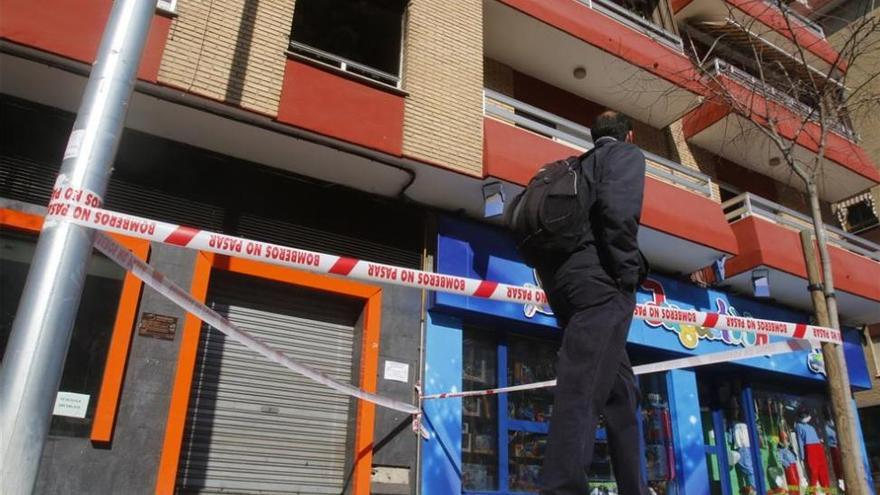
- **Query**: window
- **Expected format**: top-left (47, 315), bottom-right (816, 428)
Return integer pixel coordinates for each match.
top-left (461, 328), bottom-right (678, 493)
top-left (289, 0), bottom-right (407, 87)
top-left (752, 390), bottom-right (843, 492)
top-left (462, 331), bottom-right (499, 492)
top-left (1, 228), bottom-right (125, 437)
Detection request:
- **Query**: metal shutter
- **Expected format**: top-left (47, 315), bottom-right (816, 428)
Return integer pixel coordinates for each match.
top-left (177, 272), bottom-right (363, 494)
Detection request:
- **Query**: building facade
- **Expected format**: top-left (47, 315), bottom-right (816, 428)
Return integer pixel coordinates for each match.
top-left (1, 0), bottom-right (879, 494)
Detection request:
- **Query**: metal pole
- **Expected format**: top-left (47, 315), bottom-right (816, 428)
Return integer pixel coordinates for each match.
top-left (0, 0), bottom-right (156, 492)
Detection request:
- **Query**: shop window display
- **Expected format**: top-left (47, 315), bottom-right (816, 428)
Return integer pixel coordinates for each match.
top-left (506, 336), bottom-right (558, 492)
top-left (0, 229), bottom-right (125, 437)
top-left (462, 332), bottom-right (500, 491)
top-left (753, 390), bottom-right (844, 494)
top-left (698, 380), bottom-right (760, 495)
top-left (641, 373), bottom-right (677, 495)
top-left (461, 329), bottom-right (679, 494)
top-left (508, 431), bottom-right (546, 491)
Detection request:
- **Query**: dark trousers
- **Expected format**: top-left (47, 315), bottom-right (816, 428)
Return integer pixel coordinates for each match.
top-left (539, 268), bottom-right (647, 495)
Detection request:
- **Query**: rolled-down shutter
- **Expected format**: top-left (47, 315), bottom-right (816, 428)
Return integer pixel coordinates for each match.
top-left (177, 272), bottom-right (363, 494)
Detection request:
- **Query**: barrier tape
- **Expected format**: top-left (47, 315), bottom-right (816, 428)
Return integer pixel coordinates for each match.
top-left (92, 228), bottom-right (811, 421)
top-left (421, 339), bottom-right (813, 400)
top-left (94, 233), bottom-right (421, 415)
top-left (94, 232), bottom-right (813, 419)
top-left (44, 190), bottom-right (843, 345)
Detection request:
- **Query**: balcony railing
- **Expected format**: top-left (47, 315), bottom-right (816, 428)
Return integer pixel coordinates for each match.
top-left (761, 0), bottom-right (826, 39)
top-left (288, 41), bottom-right (401, 88)
top-left (577, 0), bottom-right (684, 52)
top-left (722, 192), bottom-right (880, 261)
top-left (484, 89), bottom-right (714, 198)
top-left (711, 59), bottom-right (858, 141)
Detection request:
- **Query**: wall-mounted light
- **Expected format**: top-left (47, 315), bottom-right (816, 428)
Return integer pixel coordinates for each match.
top-left (752, 268), bottom-right (771, 298)
top-left (573, 66), bottom-right (587, 80)
top-left (713, 255), bottom-right (728, 282)
top-left (482, 182), bottom-right (505, 218)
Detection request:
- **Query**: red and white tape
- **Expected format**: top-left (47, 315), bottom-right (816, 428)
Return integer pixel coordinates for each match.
top-left (88, 221), bottom-right (812, 417)
top-left (44, 189), bottom-right (842, 345)
top-left (94, 233), bottom-right (421, 415)
top-left (421, 339), bottom-right (813, 400)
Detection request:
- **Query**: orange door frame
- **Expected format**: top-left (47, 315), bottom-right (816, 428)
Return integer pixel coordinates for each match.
top-left (154, 253), bottom-right (382, 495)
top-left (0, 208), bottom-right (150, 444)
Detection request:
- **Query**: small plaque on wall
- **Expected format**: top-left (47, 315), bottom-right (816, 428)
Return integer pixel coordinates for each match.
top-left (138, 313), bottom-right (178, 340)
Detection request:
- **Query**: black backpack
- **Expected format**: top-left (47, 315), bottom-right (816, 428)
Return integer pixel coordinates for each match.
top-left (504, 150), bottom-right (595, 267)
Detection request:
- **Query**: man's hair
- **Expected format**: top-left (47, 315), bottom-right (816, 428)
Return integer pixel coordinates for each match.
top-left (592, 111), bottom-right (633, 142)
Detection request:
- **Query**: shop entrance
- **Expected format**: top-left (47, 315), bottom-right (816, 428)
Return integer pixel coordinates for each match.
top-left (698, 376), bottom-right (762, 495)
top-left (698, 373), bottom-right (845, 495)
top-left (176, 270), bottom-right (364, 494)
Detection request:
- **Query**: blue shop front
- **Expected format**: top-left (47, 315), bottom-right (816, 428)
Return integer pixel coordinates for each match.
top-left (421, 216), bottom-right (874, 495)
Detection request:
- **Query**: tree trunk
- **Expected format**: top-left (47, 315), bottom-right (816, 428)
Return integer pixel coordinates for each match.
top-left (803, 186), bottom-right (870, 494)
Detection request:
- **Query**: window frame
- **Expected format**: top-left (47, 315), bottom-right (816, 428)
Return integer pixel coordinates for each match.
top-left (0, 208), bottom-right (149, 443)
top-left (287, 0), bottom-right (408, 89)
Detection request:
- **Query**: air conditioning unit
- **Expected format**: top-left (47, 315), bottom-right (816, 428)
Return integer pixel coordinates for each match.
top-left (834, 192), bottom-right (879, 234)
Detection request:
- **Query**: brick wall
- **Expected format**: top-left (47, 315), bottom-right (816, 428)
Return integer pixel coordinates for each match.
top-left (158, 0), bottom-right (294, 115)
top-left (856, 330), bottom-right (880, 408)
top-left (402, 0), bottom-right (484, 175)
top-left (668, 119), bottom-right (722, 201)
top-left (829, 5), bottom-right (880, 165)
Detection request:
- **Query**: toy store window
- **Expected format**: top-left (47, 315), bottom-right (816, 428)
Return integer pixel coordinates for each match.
top-left (0, 229), bottom-right (125, 437)
top-left (752, 388), bottom-right (843, 493)
top-left (507, 335), bottom-right (558, 492)
top-left (697, 378), bottom-right (760, 495)
top-left (462, 329), bottom-right (500, 492)
top-left (640, 373), bottom-right (677, 495)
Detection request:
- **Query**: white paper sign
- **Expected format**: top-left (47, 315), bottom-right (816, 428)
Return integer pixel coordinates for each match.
top-left (53, 392), bottom-right (90, 419)
top-left (383, 360), bottom-right (409, 383)
top-left (63, 129), bottom-right (85, 161)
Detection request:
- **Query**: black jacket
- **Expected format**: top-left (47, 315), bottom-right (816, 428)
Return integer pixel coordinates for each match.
top-left (589, 136), bottom-right (646, 288)
top-left (538, 137), bottom-right (646, 290)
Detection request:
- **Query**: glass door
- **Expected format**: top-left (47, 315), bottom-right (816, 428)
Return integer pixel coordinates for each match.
top-left (698, 378), bottom-right (760, 495)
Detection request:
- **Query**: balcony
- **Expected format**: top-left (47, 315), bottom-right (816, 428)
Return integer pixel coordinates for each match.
top-left (709, 59), bottom-right (855, 140)
top-left (721, 193), bottom-right (880, 324)
top-left (673, 0), bottom-right (845, 74)
top-left (681, 63), bottom-right (880, 202)
top-left (765, 0), bottom-right (825, 38)
top-left (585, 0), bottom-right (684, 51)
top-left (483, 89), bottom-right (739, 274)
top-left (484, 0), bottom-right (703, 129)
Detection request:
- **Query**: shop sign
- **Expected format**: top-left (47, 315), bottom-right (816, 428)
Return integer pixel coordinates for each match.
top-left (523, 269), bottom-right (553, 319)
top-left (138, 312), bottom-right (178, 340)
top-left (434, 215), bottom-right (871, 388)
top-left (640, 278), bottom-right (769, 350)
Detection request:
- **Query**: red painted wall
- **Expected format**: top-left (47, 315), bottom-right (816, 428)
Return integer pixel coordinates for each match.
top-left (671, 0), bottom-right (845, 72)
top-left (682, 78), bottom-right (880, 183)
top-left (726, 216), bottom-right (880, 300)
top-left (641, 178), bottom-right (740, 253)
top-left (0, 0), bottom-right (171, 82)
top-left (726, 0), bottom-right (846, 71)
top-left (277, 60), bottom-right (404, 156)
top-left (483, 117), bottom-right (574, 184)
top-left (484, 117), bottom-right (739, 254)
top-left (498, 0), bottom-right (704, 95)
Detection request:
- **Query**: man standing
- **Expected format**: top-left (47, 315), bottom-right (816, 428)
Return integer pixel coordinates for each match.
top-left (536, 111), bottom-right (648, 495)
